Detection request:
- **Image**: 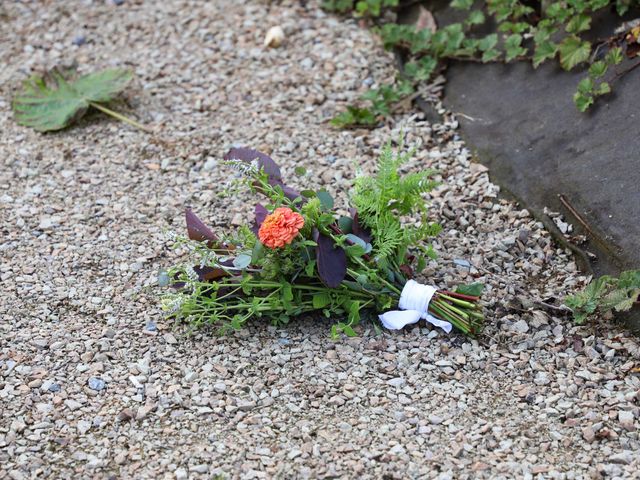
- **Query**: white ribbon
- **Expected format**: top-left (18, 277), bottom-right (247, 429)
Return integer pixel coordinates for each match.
top-left (378, 280), bottom-right (452, 333)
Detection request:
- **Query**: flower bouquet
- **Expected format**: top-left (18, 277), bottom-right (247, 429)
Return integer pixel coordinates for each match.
top-left (161, 144), bottom-right (484, 337)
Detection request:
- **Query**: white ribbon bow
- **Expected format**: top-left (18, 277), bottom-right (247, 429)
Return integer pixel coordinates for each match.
top-left (378, 280), bottom-right (452, 333)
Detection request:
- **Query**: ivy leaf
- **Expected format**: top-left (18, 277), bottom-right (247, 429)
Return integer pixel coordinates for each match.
top-left (558, 36), bottom-right (591, 70)
top-left (605, 47), bottom-right (623, 66)
top-left (466, 10), bottom-right (485, 26)
top-left (533, 41), bottom-right (558, 68)
top-left (451, 0), bottom-right (474, 9)
top-left (573, 91), bottom-right (594, 112)
top-left (12, 67), bottom-right (140, 132)
top-left (577, 77), bottom-right (594, 94)
top-left (566, 14), bottom-right (591, 34)
top-left (505, 34), bottom-right (527, 62)
top-left (478, 34), bottom-right (498, 52)
top-left (588, 61), bottom-right (607, 78)
top-left (595, 82), bottom-right (611, 95)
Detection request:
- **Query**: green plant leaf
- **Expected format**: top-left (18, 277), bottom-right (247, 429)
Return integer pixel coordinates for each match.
top-left (316, 190), bottom-right (334, 211)
top-left (533, 41), bottom-right (558, 67)
top-left (577, 77), bottom-right (594, 94)
top-left (478, 33), bottom-right (498, 52)
top-left (558, 36), bottom-right (591, 70)
top-left (505, 34), bottom-right (527, 62)
top-left (605, 47), bottom-right (623, 66)
top-left (566, 14), bottom-right (591, 34)
top-left (588, 61), bottom-right (607, 78)
top-left (481, 48), bottom-right (501, 62)
top-left (574, 91), bottom-right (594, 111)
top-left (455, 282), bottom-right (484, 297)
top-left (595, 81), bottom-right (611, 95)
top-left (466, 10), bottom-right (486, 25)
top-left (13, 68), bottom-right (136, 132)
top-left (313, 292), bottom-right (331, 309)
top-left (451, 0), bottom-right (474, 10)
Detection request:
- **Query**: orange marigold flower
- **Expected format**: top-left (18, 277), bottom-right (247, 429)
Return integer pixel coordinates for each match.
top-left (258, 207), bottom-right (304, 249)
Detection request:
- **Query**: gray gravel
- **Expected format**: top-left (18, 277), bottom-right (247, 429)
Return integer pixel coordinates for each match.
top-left (1, 1), bottom-right (639, 479)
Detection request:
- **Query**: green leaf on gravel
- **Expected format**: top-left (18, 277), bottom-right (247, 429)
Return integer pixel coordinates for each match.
top-left (12, 67), bottom-right (142, 132)
top-left (558, 36), bottom-right (591, 71)
top-left (455, 283), bottom-right (484, 297)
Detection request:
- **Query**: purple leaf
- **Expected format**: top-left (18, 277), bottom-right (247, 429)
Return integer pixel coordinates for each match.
top-left (185, 209), bottom-right (218, 246)
top-left (348, 208), bottom-right (372, 244)
top-left (224, 148), bottom-right (282, 179)
top-left (193, 265), bottom-right (228, 281)
top-left (252, 204), bottom-right (268, 235)
top-left (269, 178), bottom-right (301, 202)
top-left (313, 228), bottom-right (346, 288)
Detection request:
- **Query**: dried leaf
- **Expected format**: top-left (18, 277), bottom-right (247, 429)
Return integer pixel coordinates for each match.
top-left (415, 6), bottom-right (437, 34)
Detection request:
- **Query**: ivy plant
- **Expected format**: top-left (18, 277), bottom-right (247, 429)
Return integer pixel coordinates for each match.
top-left (325, 0), bottom-right (640, 126)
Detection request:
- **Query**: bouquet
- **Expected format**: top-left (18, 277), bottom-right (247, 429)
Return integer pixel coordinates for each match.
top-left (161, 144), bottom-right (484, 337)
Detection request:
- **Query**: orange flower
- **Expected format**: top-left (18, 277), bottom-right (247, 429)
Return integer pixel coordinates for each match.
top-left (258, 207), bottom-right (304, 249)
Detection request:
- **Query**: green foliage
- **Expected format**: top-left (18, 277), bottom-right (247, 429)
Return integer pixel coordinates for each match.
top-left (352, 143), bottom-right (440, 265)
top-left (325, 0), bottom-right (639, 124)
top-left (573, 47), bottom-right (622, 111)
top-left (12, 67), bottom-right (147, 132)
top-left (565, 270), bottom-right (640, 324)
top-left (322, 0), bottom-right (398, 17)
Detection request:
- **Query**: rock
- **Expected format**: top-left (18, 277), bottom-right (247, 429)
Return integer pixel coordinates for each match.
top-left (77, 420), bottom-right (91, 434)
top-left (618, 410), bottom-right (635, 431)
top-left (608, 451), bottom-right (633, 465)
top-left (174, 467), bottom-right (188, 480)
top-left (264, 26), bottom-right (285, 48)
top-left (88, 377), bottom-right (106, 391)
top-left (163, 333), bottom-right (178, 344)
top-left (428, 414), bottom-right (444, 425)
top-left (511, 319), bottom-right (529, 333)
top-left (582, 426), bottom-right (596, 443)
top-left (64, 399), bottom-right (83, 411)
top-left (117, 408), bottom-right (134, 422)
top-left (534, 372), bottom-right (551, 386)
top-left (387, 377), bottom-right (406, 388)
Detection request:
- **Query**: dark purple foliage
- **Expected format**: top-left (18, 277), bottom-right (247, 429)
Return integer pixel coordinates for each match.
top-left (224, 148), bottom-right (282, 179)
top-left (185, 209), bottom-right (218, 246)
top-left (193, 265), bottom-right (228, 281)
top-left (313, 228), bottom-right (346, 288)
top-left (252, 204), bottom-right (268, 235)
top-left (224, 147), bottom-right (301, 201)
top-left (348, 208), bottom-right (372, 244)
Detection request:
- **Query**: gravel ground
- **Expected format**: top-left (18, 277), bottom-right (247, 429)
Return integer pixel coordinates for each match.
top-left (1, 1), bottom-right (639, 479)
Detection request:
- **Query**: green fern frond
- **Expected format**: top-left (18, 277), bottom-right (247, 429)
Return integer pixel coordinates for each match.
top-left (352, 142), bottom-right (440, 265)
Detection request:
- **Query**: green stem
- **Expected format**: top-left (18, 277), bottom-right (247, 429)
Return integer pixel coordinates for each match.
top-left (438, 294), bottom-right (477, 310)
top-left (89, 102), bottom-right (152, 133)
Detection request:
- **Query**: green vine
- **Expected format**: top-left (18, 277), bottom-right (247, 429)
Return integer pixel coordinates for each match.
top-left (325, 0), bottom-right (640, 127)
